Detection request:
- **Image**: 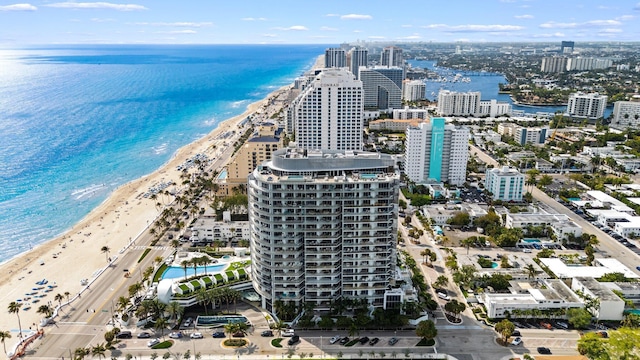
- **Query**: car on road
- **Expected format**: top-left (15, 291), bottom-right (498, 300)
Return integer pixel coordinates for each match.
top-left (329, 335), bottom-right (342, 344)
top-left (137, 332), bottom-right (151, 338)
top-left (169, 331), bottom-right (183, 339)
top-left (232, 332), bottom-right (245, 338)
top-left (116, 331), bottom-right (132, 339)
top-left (537, 347), bottom-right (552, 354)
top-left (212, 331), bottom-right (225, 338)
top-left (511, 330), bottom-right (521, 337)
top-left (388, 337), bottom-right (399, 346)
top-left (288, 335), bottom-right (300, 346)
top-left (369, 337), bottom-right (379, 346)
top-left (147, 338), bottom-right (161, 348)
top-left (282, 329), bottom-right (295, 337)
top-left (261, 330), bottom-right (274, 337)
top-left (511, 337), bottom-right (522, 346)
top-left (190, 332), bottom-right (203, 339)
top-left (339, 337), bottom-right (350, 345)
top-left (359, 337), bottom-right (370, 344)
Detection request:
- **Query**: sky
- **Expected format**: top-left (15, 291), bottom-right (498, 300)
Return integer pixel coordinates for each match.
top-left (0, 0), bottom-right (639, 45)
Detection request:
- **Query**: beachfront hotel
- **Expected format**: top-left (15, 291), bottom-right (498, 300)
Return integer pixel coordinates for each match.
top-left (287, 68), bottom-right (364, 151)
top-left (248, 148), bottom-right (400, 311)
top-left (404, 118), bottom-right (470, 186)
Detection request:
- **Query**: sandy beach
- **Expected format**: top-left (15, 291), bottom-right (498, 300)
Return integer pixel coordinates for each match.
top-left (0, 55), bottom-right (324, 345)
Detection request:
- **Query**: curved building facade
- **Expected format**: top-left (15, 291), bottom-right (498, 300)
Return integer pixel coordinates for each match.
top-left (248, 148), bottom-right (399, 312)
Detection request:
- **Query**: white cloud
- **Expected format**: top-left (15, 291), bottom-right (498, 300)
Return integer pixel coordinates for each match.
top-left (320, 26), bottom-right (338, 31)
top-left (401, 24), bottom-right (413, 28)
top-left (353, 30), bottom-right (362, 33)
top-left (514, 14), bottom-right (534, 19)
top-left (46, 2), bottom-right (147, 11)
top-left (398, 34), bottom-right (421, 40)
top-left (242, 17), bottom-right (267, 21)
top-left (133, 22), bottom-right (212, 27)
top-left (540, 19), bottom-right (621, 28)
top-left (616, 15), bottom-right (635, 21)
top-left (532, 32), bottom-right (565, 38)
top-left (341, 14), bottom-right (372, 20)
top-left (500, 0), bottom-right (516, 3)
top-left (91, 17), bottom-right (116, 22)
top-left (599, 28), bottom-right (623, 33)
top-left (274, 25), bottom-right (308, 31)
top-left (261, 33), bottom-right (277, 37)
top-left (0, 3), bottom-right (37, 11)
top-left (423, 24), bottom-right (524, 32)
top-left (368, 36), bottom-right (385, 39)
top-left (325, 13), bottom-right (340, 17)
top-left (158, 30), bottom-right (197, 34)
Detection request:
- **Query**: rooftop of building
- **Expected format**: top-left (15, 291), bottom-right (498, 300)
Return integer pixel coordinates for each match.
top-left (247, 136), bottom-right (280, 143)
top-left (506, 213), bottom-right (571, 222)
top-left (573, 277), bottom-right (623, 302)
top-left (540, 258), bottom-right (639, 279)
top-left (486, 166), bottom-right (523, 177)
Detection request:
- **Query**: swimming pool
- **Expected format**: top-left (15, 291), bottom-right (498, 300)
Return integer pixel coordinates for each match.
top-left (217, 170), bottom-right (227, 180)
top-left (196, 315), bottom-right (249, 328)
top-left (523, 238), bottom-right (541, 243)
top-left (161, 264), bottom-right (227, 280)
top-left (491, 262), bottom-right (499, 268)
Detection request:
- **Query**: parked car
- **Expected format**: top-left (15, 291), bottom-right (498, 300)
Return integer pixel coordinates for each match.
top-left (288, 335), bottom-right (300, 346)
top-left (232, 332), bottom-right (245, 338)
top-left (116, 331), bottom-right (132, 339)
top-left (511, 330), bottom-right (521, 337)
top-left (282, 329), bottom-right (295, 337)
top-left (212, 331), bottom-right (225, 338)
top-left (329, 335), bottom-right (342, 344)
top-left (369, 337), bottom-right (379, 346)
top-left (359, 337), bottom-right (370, 344)
top-left (190, 332), bottom-right (203, 339)
top-left (511, 337), bottom-right (522, 346)
top-left (540, 321), bottom-right (552, 330)
top-left (137, 332), bottom-right (151, 339)
top-left (339, 337), bottom-right (350, 345)
top-left (537, 347), bottom-right (552, 354)
top-left (169, 332), bottom-right (183, 339)
top-left (261, 330), bottom-right (274, 337)
top-left (147, 338), bottom-right (161, 347)
top-left (388, 337), bottom-right (399, 346)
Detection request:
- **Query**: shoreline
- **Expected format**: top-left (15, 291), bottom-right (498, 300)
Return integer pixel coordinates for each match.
top-left (0, 54), bottom-right (323, 338)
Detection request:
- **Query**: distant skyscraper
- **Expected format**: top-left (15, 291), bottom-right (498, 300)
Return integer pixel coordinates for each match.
top-left (561, 41), bottom-right (575, 54)
top-left (404, 118), bottom-right (469, 186)
top-left (288, 68), bottom-right (363, 151)
top-left (566, 92), bottom-right (607, 119)
top-left (325, 48), bottom-right (347, 68)
top-left (380, 46), bottom-right (404, 67)
top-left (402, 80), bottom-right (426, 102)
top-left (541, 57), bottom-right (568, 73)
top-left (349, 46), bottom-right (368, 79)
top-left (359, 66), bottom-right (403, 110)
top-left (437, 90), bottom-right (481, 116)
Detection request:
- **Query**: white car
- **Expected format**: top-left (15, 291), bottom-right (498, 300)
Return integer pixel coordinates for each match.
top-left (329, 335), bottom-right (342, 344)
top-left (147, 338), bottom-right (161, 347)
top-left (282, 329), bottom-right (295, 337)
top-left (190, 332), bottom-right (203, 339)
top-left (511, 337), bottom-right (522, 346)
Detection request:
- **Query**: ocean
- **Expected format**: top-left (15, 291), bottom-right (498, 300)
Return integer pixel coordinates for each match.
top-left (0, 44), bottom-right (325, 264)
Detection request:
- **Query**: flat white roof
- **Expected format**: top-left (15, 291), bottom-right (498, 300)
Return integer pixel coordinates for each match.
top-left (628, 198), bottom-right (640, 206)
top-left (586, 190), bottom-right (627, 207)
top-left (540, 258), bottom-right (639, 279)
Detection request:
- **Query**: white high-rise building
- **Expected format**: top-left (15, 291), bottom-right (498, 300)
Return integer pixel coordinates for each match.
top-left (248, 148), bottom-right (400, 311)
top-left (349, 47), bottom-right (368, 79)
top-left (392, 107), bottom-right (429, 120)
top-left (288, 68), bottom-right (363, 151)
top-left (359, 66), bottom-right (403, 110)
top-left (380, 46), bottom-right (403, 67)
top-left (485, 166), bottom-right (525, 202)
top-left (437, 90), bottom-right (481, 116)
top-left (566, 92), bottom-right (607, 119)
top-left (478, 100), bottom-right (512, 118)
top-left (404, 118), bottom-right (470, 186)
top-left (325, 48), bottom-right (347, 68)
top-left (611, 96), bottom-right (640, 129)
top-left (541, 57), bottom-right (568, 73)
top-left (402, 80), bottom-right (426, 102)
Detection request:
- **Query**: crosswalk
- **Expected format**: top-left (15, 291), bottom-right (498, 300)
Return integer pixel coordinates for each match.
top-left (132, 245), bottom-right (172, 251)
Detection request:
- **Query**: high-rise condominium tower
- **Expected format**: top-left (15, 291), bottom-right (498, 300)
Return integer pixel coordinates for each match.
top-left (248, 148), bottom-right (400, 311)
top-left (325, 48), bottom-right (347, 68)
top-left (404, 118), bottom-right (470, 186)
top-left (288, 68), bottom-right (363, 151)
top-left (349, 47), bottom-right (368, 79)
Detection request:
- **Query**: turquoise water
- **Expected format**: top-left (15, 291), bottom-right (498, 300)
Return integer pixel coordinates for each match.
top-left (161, 264), bottom-right (226, 280)
top-left (0, 45), bottom-right (325, 264)
top-left (196, 315), bottom-right (248, 327)
top-left (567, 198), bottom-right (582, 201)
top-left (217, 170), bottom-right (228, 180)
top-left (491, 262), bottom-right (499, 268)
top-left (523, 239), bottom-right (541, 243)
top-left (626, 309), bottom-right (640, 315)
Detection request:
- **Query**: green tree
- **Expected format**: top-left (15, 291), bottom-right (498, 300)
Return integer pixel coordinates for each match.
top-left (0, 330), bottom-right (11, 355)
top-left (444, 299), bottom-right (466, 320)
top-left (461, 237), bottom-right (476, 255)
top-left (447, 212), bottom-right (471, 226)
top-left (7, 301), bottom-right (23, 338)
top-left (154, 317), bottom-right (169, 339)
top-left (91, 343), bottom-right (107, 359)
top-left (567, 308), bottom-right (592, 329)
top-left (433, 275), bottom-right (449, 289)
top-left (525, 264), bottom-right (537, 279)
top-left (621, 313), bottom-right (640, 328)
top-left (577, 332), bottom-right (609, 360)
top-left (538, 174), bottom-right (553, 187)
top-left (608, 327), bottom-right (640, 359)
top-left (415, 320), bottom-right (437, 343)
top-left (494, 319), bottom-right (515, 344)
top-left (100, 245), bottom-right (111, 263)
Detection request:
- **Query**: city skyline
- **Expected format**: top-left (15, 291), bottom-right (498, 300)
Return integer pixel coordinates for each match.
top-left (0, 0), bottom-right (639, 45)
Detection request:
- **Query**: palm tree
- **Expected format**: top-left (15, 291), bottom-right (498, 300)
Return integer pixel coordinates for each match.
top-left (154, 317), bottom-right (169, 339)
top-left (37, 304), bottom-right (53, 318)
top-left (200, 256), bottom-right (212, 275)
top-left (224, 322), bottom-right (239, 338)
top-left (91, 343), bottom-right (107, 359)
top-left (8, 301), bottom-right (23, 338)
top-left (525, 264), bottom-right (537, 279)
top-left (167, 301), bottom-right (183, 325)
top-left (116, 296), bottom-right (130, 314)
top-left (64, 291), bottom-right (70, 303)
top-left (128, 282), bottom-right (142, 298)
top-left (419, 249), bottom-right (430, 264)
top-left (0, 330), bottom-right (11, 355)
top-left (55, 293), bottom-right (65, 308)
top-left (74, 347), bottom-right (90, 360)
top-left (181, 260), bottom-right (191, 280)
top-left (100, 246), bottom-right (111, 263)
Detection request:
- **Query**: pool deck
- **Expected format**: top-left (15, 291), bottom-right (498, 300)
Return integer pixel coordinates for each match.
top-left (164, 251), bottom-right (251, 281)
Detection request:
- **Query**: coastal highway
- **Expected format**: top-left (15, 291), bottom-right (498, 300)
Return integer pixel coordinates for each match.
top-left (470, 144), bottom-right (640, 273)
